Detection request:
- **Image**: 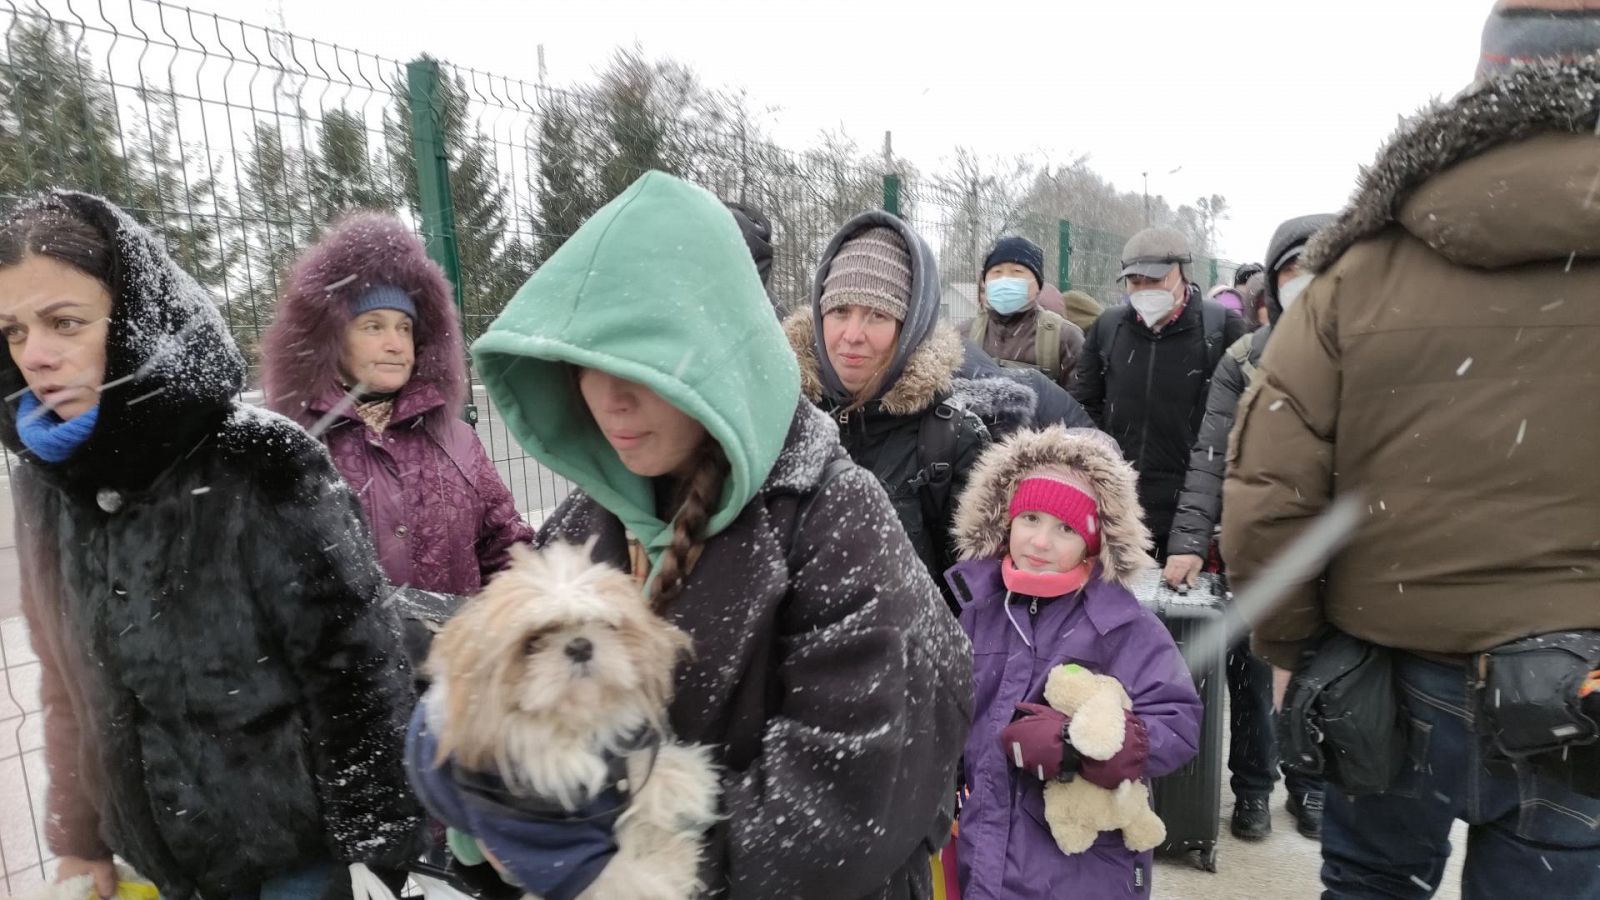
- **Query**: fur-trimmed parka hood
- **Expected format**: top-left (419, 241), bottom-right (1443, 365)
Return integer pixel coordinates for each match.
top-left (953, 426), bottom-right (1153, 587)
top-left (786, 306), bottom-right (965, 416)
top-left (808, 211), bottom-right (944, 405)
top-left (261, 212), bottom-right (467, 431)
top-left (1306, 55), bottom-right (1600, 273)
top-left (0, 191), bottom-right (245, 492)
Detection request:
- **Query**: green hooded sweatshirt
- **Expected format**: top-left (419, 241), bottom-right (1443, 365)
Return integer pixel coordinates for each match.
top-left (471, 171), bottom-right (802, 572)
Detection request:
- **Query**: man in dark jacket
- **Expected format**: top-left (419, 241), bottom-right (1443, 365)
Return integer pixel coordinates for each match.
top-left (1224, 8), bottom-right (1600, 894)
top-left (966, 236), bottom-right (1086, 388)
top-left (1071, 226), bottom-right (1247, 556)
top-left (1163, 214), bottom-right (1335, 842)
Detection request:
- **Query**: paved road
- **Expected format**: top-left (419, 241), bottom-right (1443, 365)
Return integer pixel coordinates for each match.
top-left (1157, 788), bottom-right (1466, 900)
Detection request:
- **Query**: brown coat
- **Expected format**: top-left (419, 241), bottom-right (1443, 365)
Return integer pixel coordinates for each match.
top-left (1222, 60), bottom-right (1600, 669)
top-left (964, 301), bottom-right (1086, 389)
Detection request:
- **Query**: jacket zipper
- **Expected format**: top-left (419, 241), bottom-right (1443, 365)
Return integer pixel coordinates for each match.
top-left (1136, 336), bottom-right (1156, 468)
top-left (1030, 596), bottom-right (1040, 616)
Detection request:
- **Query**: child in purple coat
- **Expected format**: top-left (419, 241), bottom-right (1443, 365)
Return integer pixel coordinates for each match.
top-left (945, 427), bottom-right (1202, 900)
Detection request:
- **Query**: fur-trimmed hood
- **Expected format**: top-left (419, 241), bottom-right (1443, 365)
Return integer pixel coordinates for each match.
top-left (953, 427), bottom-right (1153, 587)
top-left (0, 192), bottom-right (245, 493)
top-left (785, 307), bottom-right (966, 417)
top-left (1306, 55), bottom-right (1600, 273)
top-left (261, 212), bottom-right (467, 431)
top-left (808, 211), bottom-right (944, 404)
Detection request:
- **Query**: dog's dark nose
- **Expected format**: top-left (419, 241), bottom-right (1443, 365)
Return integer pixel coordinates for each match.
top-left (565, 637), bottom-right (594, 664)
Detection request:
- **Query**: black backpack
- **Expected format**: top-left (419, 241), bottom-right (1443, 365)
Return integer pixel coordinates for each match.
top-left (914, 400), bottom-right (965, 570)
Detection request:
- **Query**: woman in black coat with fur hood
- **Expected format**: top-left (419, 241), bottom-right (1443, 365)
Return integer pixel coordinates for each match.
top-left (0, 192), bottom-right (419, 900)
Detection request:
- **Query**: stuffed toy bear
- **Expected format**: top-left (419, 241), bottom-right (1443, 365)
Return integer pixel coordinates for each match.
top-left (1039, 663), bottom-right (1167, 855)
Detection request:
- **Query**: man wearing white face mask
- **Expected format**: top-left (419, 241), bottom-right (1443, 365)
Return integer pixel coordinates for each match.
top-left (1071, 226), bottom-right (1246, 556)
top-left (966, 235), bottom-right (1085, 388)
top-left (1163, 213), bottom-right (1334, 842)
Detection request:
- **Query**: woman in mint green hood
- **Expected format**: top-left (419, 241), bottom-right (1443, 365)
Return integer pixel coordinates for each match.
top-left (466, 172), bottom-right (973, 899)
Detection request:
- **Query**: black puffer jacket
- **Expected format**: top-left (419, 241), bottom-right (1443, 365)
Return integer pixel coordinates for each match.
top-left (1071, 287), bottom-right (1247, 551)
top-left (1168, 215), bottom-right (1333, 559)
top-left (537, 402), bottom-right (973, 900)
top-left (788, 309), bottom-right (987, 603)
top-left (791, 212), bottom-right (999, 600)
top-left (7, 193), bottom-right (419, 900)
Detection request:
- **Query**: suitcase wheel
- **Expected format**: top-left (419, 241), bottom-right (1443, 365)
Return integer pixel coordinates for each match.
top-left (1186, 848), bottom-right (1219, 873)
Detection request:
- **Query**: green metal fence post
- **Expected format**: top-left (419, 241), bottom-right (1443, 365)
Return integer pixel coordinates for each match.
top-left (882, 173), bottom-right (901, 217)
top-left (1208, 257), bottom-right (1219, 289)
top-left (1058, 219), bottom-right (1072, 292)
top-left (406, 58), bottom-right (476, 426)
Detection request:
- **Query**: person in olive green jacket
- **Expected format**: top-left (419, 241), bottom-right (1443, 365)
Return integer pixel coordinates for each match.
top-left (466, 171), bottom-right (972, 900)
top-left (965, 236), bottom-right (1085, 389)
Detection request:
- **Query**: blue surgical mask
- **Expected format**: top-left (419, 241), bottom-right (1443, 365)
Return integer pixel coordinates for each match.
top-left (985, 277), bottom-right (1033, 315)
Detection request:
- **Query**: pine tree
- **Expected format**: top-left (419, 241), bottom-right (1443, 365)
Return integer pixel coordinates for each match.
top-left (387, 57), bottom-right (533, 341)
top-left (0, 19), bottom-right (141, 205)
top-left (312, 108), bottom-right (401, 222)
top-left (530, 92), bottom-right (599, 265)
top-left (125, 90), bottom-right (239, 293)
top-left (234, 121), bottom-right (316, 361)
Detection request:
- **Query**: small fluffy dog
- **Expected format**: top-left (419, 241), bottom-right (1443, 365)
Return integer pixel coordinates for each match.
top-left (425, 541), bottom-right (719, 900)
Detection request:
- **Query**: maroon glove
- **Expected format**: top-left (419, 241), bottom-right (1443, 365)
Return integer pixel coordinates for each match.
top-left (1078, 711), bottom-right (1150, 790)
top-left (999, 703), bottom-right (1071, 782)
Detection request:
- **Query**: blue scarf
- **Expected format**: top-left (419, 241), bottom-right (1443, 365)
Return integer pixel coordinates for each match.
top-left (16, 392), bottom-right (99, 463)
top-left (405, 703), bottom-right (632, 900)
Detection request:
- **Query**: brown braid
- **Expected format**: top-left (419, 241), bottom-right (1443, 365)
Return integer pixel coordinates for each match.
top-left (651, 439), bottom-right (729, 613)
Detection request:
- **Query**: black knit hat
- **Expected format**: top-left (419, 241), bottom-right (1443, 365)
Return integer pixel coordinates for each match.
top-left (725, 201), bottom-right (773, 288)
top-left (982, 236), bottom-right (1044, 287)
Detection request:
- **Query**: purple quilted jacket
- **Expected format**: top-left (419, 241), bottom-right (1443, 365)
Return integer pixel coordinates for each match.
top-left (310, 380), bottom-right (531, 594)
top-left (261, 212), bottom-right (532, 594)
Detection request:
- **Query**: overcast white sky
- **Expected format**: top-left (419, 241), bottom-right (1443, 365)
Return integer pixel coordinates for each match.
top-left (193, 0), bottom-right (1489, 261)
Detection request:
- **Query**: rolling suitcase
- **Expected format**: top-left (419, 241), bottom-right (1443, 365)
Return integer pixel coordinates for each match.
top-left (1129, 569), bottom-right (1227, 873)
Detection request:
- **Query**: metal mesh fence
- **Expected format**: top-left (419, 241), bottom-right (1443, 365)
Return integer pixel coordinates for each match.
top-left (0, 0), bottom-right (1238, 890)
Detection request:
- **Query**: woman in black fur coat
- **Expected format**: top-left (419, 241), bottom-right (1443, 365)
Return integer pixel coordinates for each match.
top-left (0, 192), bottom-right (419, 900)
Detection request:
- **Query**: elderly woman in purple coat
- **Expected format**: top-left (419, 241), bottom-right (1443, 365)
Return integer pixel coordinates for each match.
top-left (262, 213), bottom-right (532, 601)
top-left (945, 427), bottom-right (1201, 900)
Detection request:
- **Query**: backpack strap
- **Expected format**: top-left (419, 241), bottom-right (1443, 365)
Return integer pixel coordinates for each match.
top-left (915, 400), bottom-right (962, 567)
top-left (969, 310), bottom-right (988, 346)
top-left (1226, 331), bottom-right (1258, 385)
top-left (1200, 299), bottom-right (1227, 379)
top-left (1034, 309), bottom-right (1065, 382)
top-left (781, 455), bottom-right (858, 560)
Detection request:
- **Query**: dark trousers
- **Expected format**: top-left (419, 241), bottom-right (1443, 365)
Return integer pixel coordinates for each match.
top-left (1321, 654), bottom-right (1600, 899)
top-left (1227, 637), bottom-right (1320, 800)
